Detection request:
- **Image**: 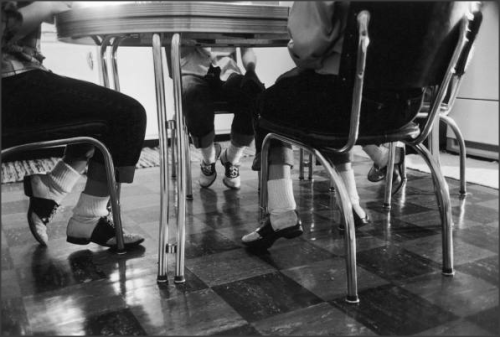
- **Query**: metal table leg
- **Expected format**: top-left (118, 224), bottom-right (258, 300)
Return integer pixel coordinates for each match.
top-left (152, 33), bottom-right (171, 282)
top-left (171, 33), bottom-right (187, 284)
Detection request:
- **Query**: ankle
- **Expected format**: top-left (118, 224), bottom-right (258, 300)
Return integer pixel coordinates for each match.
top-left (48, 161), bottom-right (81, 193)
top-left (72, 193), bottom-right (110, 218)
top-left (201, 144), bottom-right (216, 165)
top-left (270, 210), bottom-right (298, 230)
top-left (225, 143), bottom-right (245, 164)
top-left (28, 174), bottom-right (67, 204)
top-left (352, 204), bottom-right (366, 218)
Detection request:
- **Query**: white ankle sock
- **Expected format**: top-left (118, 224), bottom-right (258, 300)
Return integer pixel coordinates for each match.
top-left (339, 169), bottom-right (365, 217)
top-left (200, 144), bottom-right (216, 165)
top-left (68, 193), bottom-right (110, 238)
top-left (362, 145), bottom-right (389, 168)
top-left (268, 179), bottom-right (297, 230)
top-left (72, 193), bottom-right (110, 219)
top-left (225, 143), bottom-right (245, 164)
top-left (33, 161), bottom-right (81, 203)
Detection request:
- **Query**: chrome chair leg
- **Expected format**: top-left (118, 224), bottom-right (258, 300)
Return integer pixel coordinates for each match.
top-left (441, 115), bottom-right (467, 196)
top-left (299, 148), bottom-right (305, 180)
top-left (299, 149), bottom-right (314, 181)
top-left (308, 152), bottom-right (313, 180)
top-left (411, 142), bottom-right (454, 276)
top-left (383, 142), bottom-right (397, 210)
top-left (184, 129), bottom-right (193, 200)
top-left (259, 133), bottom-right (359, 303)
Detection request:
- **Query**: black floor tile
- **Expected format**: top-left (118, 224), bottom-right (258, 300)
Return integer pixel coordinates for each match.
top-left (331, 284), bottom-right (460, 335)
top-left (455, 255), bottom-right (499, 286)
top-left (213, 272), bottom-right (324, 322)
top-left (356, 244), bottom-right (442, 281)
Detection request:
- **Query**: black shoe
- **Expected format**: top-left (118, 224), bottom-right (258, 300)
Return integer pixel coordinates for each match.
top-left (367, 164), bottom-right (387, 182)
top-left (251, 153), bottom-right (261, 171)
top-left (242, 211), bottom-right (303, 250)
top-left (67, 216), bottom-right (145, 249)
top-left (338, 208), bottom-right (371, 231)
top-left (23, 176), bottom-right (59, 245)
top-left (367, 147), bottom-right (406, 195)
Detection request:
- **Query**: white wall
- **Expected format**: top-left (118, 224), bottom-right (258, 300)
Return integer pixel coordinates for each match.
top-left (446, 2), bottom-right (499, 160)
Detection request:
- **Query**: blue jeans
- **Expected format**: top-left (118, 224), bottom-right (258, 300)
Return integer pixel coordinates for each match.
top-left (181, 69), bottom-right (263, 149)
top-left (2, 70), bottom-right (147, 183)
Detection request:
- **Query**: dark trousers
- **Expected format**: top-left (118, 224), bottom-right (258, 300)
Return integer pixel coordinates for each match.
top-left (181, 70), bottom-right (262, 149)
top-left (257, 70), bottom-right (424, 167)
top-left (2, 70), bottom-right (147, 183)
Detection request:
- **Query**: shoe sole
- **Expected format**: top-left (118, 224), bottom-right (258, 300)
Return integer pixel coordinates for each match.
top-left (24, 176), bottom-right (49, 245)
top-left (200, 172), bottom-right (217, 189)
top-left (243, 225), bottom-right (303, 250)
top-left (67, 236), bottom-right (145, 249)
top-left (222, 177), bottom-right (241, 190)
top-left (26, 205), bottom-right (49, 246)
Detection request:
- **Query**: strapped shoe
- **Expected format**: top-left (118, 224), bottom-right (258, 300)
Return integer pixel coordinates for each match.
top-left (367, 164), bottom-right (387, 182)
top-left (23, 175), bottom-right (60, 245)
top-left (338, 208), bottom-right (371, 231)
top-left (199, 143), bottom-right (222, 188)
top-left (367, 147), bottom-right (406, 195)
top-left (242, 211), bottom-right (303, 250)
top-left (220, 149), bottom-right (241, 190)
top-left (67, 215), bottom-right (144, 249)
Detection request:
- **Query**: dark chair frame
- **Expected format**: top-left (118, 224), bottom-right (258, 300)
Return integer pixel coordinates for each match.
top-left (258, 3), bottom-right (474, 303)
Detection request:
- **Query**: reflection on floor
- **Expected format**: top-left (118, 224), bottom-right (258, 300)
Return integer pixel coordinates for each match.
top-left (1, 152), bottom-right (499, 335)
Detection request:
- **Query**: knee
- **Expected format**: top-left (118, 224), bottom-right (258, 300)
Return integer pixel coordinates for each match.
top-left (121, 96), bottom-right (147, 132)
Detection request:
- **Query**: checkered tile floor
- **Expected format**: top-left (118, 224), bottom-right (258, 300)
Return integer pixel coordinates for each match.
top-left (1, 152), bottom-right (498, 335)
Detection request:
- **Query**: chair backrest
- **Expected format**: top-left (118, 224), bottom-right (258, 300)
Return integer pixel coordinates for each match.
top-left (340, 2), bottom-right (472, 91)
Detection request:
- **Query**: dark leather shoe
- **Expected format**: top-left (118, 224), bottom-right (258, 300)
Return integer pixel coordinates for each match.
top-left (67, 216), bottom-right (145, 249)
top-left (367, 165), bottom-right (387, 182)
top-left (242, 212), bottom-right (303, 250)
top-left (338, 208), bottom-right (371, 231)
top-left (367, 147), bottom-right (406, 195)
top-left (24, 176), bottom-right (59, 245)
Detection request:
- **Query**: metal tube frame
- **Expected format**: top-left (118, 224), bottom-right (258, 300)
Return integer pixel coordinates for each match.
top-left (171, 33), bottom-right (187, 284)
top-left (151, 33), bottom-right (172, 282)
top-left (1, 137), bottom-right (126, 253)
top-left (440, 115), bottom-right (467, 195)
top-left (408, 142), bottom-right (454, 275)
top-left (259, 133), bottom-right (359, 303)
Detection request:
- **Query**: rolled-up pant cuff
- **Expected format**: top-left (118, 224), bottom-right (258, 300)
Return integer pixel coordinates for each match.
top-left (87, 161), bottom-right (136, 184)
top-left (191, 130), bottom-right (215, 149)
top-left (269, 140), bottom-right (294, 167)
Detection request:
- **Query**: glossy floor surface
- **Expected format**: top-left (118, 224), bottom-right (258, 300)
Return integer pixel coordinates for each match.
top-left (1, 151), bottom-right (499, 335)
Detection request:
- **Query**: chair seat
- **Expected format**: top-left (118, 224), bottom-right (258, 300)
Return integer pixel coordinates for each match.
top-left (2, 121), bottom-right (108, 148)
top-left (259, 117), bottom-right (421, 150)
